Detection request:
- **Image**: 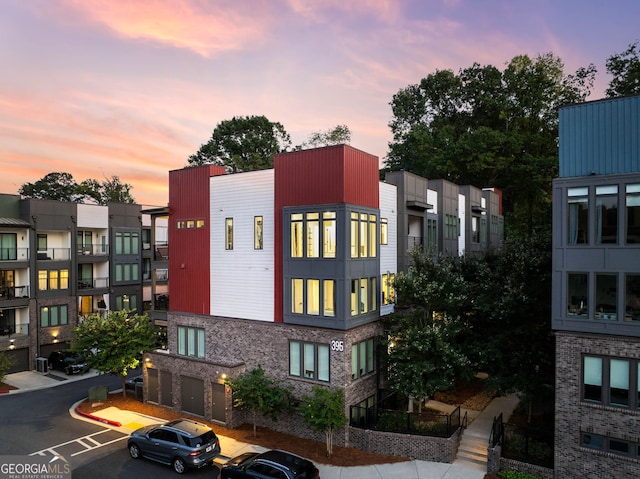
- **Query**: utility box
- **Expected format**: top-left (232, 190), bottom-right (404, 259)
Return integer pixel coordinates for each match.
top-left (35, 357), bottom-right (48, 373)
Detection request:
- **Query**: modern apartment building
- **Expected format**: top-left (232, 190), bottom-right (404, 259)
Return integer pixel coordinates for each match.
top-left (552, 94), bottom-right (640, 478)
top-left (0, 194), bottom-right (152, 373)
top-left (143, 145), bottom-right (503, 436)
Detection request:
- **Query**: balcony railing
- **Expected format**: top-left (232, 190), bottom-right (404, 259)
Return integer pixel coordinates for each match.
top-left (0, 248), bottom-right (29, 261)
top-left (77, 277), bottom-right (109, 289)
top-left (36, 248), bottom-right (70, 260)
top-left (0, 285), bottom-right (30, 300)
top-left (0, 322), bottom-right (29, 337)
top-left (77, 244), bottom-right (109, 256)
top-left (154, 293), bottom-right (169, 311)
top-left (155, 269), bottom-right (168, 281)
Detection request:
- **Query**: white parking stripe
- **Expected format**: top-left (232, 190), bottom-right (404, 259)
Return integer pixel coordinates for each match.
top-left (29, 428), bottom-right (128, 458)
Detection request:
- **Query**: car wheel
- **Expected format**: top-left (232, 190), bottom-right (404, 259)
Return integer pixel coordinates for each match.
top-left (172, 457), bottom-right (186, 474)
top-left (128, 443), bottom-right (141, 459)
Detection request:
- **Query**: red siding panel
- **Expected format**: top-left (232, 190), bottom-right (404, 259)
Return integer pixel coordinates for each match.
top-left (169, 165), bottom-right (226, 314)
top-left (273, 145), bottom-right (380, 322)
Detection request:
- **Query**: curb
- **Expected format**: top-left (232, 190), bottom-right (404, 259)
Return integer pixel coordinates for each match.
top-left (74, 407), bottom-right (122, 427)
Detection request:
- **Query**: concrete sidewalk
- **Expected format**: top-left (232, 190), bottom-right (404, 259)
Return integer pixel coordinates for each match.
top-left (4, 370), bottom-right (520, 478)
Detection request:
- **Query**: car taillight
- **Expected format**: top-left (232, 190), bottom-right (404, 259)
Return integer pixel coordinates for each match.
top-left (188, 450), bottom-right (202, 457)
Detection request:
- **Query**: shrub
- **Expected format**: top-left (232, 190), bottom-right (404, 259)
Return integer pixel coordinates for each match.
top-left (498, 470), bottom-right (544, 479)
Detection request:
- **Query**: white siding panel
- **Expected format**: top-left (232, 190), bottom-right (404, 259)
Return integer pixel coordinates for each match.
top-left (427, 189), bottom-right (438, 214)
top-left (458, 193), bottom-right (465, 256)
top-left (379, 182), bottom-right (397, 317)
top-left (77, 204), bottom-right (108, 228)
top-left (210, 170), bottom-right (274, 321)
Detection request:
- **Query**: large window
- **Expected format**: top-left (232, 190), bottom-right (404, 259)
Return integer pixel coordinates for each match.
top-left (115, 294), bottom-right (137, 310)
top-left (38, 269), bottom-right (69, 290)
top-left (582, 355), bottom-right (640, 408)
top-left (627, 184), bottom-right (640, 244)
top-left (177, 326), bottom-right (205, 359)
top-left (0, 233), bottom-right (17, 260)
top-left (567, 273), bottom-right (588, 317)
top-left (289, 341), bottom-right (329, 382)
top-left (382, 273), bottom-right (396, 305)
top-left (351, 338), bottom-right (375, 379)
top-left (225, 218), bottom-right (233, 250)
top-left (445, 214), bottom-right (458, 239)
top-left (290, 211), bottom-right (337, 259)
top-left (595, 274), bottom-right (617, 320)
top-left (625, 274), bottom-right (640, 321)
top-left (596, 185), bottom-right (618, 244)
top-left (291, 278), bottom-right (334, 318)
top-left (115, 231), bottom-right (139, 255)
top-left (115, 262), bottom-right (140, 282)
top-left (350, 212), bottom-right (377, 258)
top-left (568, 187), bottom-right (589, 244)
top-left (40, 305), bottom-right (68, 327)
top-left (350, 277), bottom-right (378, 316)
top-left (380, 218), bottom-right (388, 245)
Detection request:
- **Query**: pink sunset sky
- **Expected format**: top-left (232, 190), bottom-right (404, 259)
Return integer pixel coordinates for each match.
top-left (1, 0), bottom-right (638, 206)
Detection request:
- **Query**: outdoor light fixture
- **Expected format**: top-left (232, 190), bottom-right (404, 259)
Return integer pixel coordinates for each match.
top-left (9, 339), bottom-right (14, 350)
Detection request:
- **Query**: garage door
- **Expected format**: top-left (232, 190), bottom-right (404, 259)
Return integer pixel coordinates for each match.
top-left (181, 376), bottom-right (204, 416)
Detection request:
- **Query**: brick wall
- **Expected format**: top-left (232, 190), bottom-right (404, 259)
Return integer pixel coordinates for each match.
top-left (555, 331), bottom-right (640, 479)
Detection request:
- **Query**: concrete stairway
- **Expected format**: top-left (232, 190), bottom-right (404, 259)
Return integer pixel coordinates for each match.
top-left (456, 432), bottom-right (489, 470)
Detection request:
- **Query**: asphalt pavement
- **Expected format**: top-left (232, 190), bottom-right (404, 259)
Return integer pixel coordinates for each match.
top-left (3, 369), bottom-right (520, 478)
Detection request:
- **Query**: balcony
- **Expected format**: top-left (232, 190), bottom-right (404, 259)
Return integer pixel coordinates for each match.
top-left (0, 285), bottom-right (30, 300)
top-left (155, 269), bottom-right (168, 281)
top-left (0, 248), bottom-right (29, 261)
top-left (0, 322), bottom-right (29, 338)
top-left (154, 243), bottom-right (169, 260)
top-left (154, 293), bottom-right (169, 312)
top-left (77, 277), bottom-right (109, 290)
top-left (77, 244), bottom-right (109, 256)
top-left (36, 248), bottom-right (71, 260)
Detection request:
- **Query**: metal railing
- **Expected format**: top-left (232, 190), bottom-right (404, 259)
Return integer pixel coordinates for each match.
top-left (77, 244), bottom-right (109, 255)
top-left (490, 413), bottom-right (504, 448)
top-left (502, 422), bottom-right (554, 468)
top-left (77, 277), bottom-right (109, 289)
top-left (350, 402), bottom-right (462, 438)
top-left (36, 248), bottom-right (70, 260)
top-left (0, 322), bottom-right (29, 337)
top-left (0, 248), bottom-right (29, 261)
top-left (0, 285), bottom-right (30, 300)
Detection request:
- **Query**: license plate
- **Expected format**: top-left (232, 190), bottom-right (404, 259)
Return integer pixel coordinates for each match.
top-left (205, 445), bottom-right (213, 453)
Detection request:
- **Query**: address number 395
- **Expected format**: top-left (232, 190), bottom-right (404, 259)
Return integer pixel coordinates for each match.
top-left (331, 340), bottom-right (344, 352)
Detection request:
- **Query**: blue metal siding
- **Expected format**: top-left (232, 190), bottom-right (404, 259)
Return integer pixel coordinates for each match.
top-left (559, 95), bottom-right (640, 177)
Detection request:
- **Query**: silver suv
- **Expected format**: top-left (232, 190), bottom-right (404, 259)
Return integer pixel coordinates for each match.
top-left (127, 418), bottom-right (221, 474)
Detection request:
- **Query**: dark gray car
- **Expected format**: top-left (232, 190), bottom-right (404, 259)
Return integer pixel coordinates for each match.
top-left (221, 450), bottom-right (320, 479)
top-left (127, 418), bottom-right (221, 474)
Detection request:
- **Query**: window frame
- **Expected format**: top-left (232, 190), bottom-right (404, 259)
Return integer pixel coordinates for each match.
top-left (225, 218), bottom-right (234, 250)
top-left (582, 354), bottom-right (640, 409)
top-left (351, 337), bottom-right (375, 379)
top-left (289, 340), bottom-right (330, 382)
top-left (177, 326), bottom-right (205, 359)
top-left (40, 304), bottom-right (69, 328)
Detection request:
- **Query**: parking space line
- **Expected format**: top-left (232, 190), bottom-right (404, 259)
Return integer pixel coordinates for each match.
top-left (30, 428), bottom-right (128, 458)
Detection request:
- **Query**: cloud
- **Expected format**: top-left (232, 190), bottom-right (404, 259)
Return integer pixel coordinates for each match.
top-left (52, 0), bottom-right (275, 57)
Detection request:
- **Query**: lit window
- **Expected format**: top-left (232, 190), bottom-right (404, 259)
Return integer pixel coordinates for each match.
top-left (370, 277), bottom-right (377, 311)
top-left (225, 218), bottom-right (233, 250)
top-left (38, 270), bottom-right (47, 290)
top-left (254, 216), bottom-right (263, 250)
top-left (380, 218), bottom-right (388, 245)
top-left (49, 270), bottom-right (59, 290)
top-left (292, 279), bottom-right (303, 314)
top-left (291, 214), bottom-right (303, 258)
top-left (323, 280), bottom-right (335, 316)
top-left (187, 220), bottom-right (195, 229)
top-left (351, 279), bottom-right (358, 316)
top-left (323, 212), bottom-right (336, 258)
top-left (359, 213), bottom-right (368, 257)
top-left (360, 278), bottom-right (368, 314)
top-left (177, 221), bottom-right (185, 229)
top-left (369, 214), bottom-right (377, 257)
top-left (196, 219), bottom-right (205, 228)
top-left (307, 279), bottom-right (320, 315)
top-left (350, 212), bottom-right (359, 258)
top-left (306, 213), bottom-right (319, 258)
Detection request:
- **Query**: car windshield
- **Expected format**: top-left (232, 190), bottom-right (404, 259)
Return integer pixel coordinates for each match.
top-left (185, 430), bottom-right (216, 448)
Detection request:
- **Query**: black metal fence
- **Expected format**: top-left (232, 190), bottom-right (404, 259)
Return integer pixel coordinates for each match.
top-left (350, 394), bottom-right (462, 438)
top-left (490, 413), bottom-right (504, 448)
top-left (502, 423), bottom-right (554, 468)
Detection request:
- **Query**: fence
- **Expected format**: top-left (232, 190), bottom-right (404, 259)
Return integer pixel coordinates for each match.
top-left (490, 413), bottom-right (504, 448)
top-left (502, 422), bottom-right (554, 468)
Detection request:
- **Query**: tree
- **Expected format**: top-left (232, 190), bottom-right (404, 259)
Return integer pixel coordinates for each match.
top-left (19, 172), bottom-right (78, 202)
top-left (301, 386), bottom-right (348, 457)
top-left (71, 310), bottom-right (155, 397)
top-left (295, 124), bottom-right (351, 149)
top-left (385, 53), bottom-right (595, 238)
top-left (606, 40), bottom-right (640, 97)
top-left (188, 115), bottom-right (291, 172)
top-left (20, 173), bottom-right (135, 204)
top-left (382, 249), bottom-right (474, 405)
top-left (225, 366), bottom-right (289, 437)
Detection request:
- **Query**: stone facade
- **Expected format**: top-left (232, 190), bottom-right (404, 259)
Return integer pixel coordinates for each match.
top-left (555, 331), bottom-right (640, 479)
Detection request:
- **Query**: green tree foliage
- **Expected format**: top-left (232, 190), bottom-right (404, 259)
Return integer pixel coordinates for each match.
top-left (468, 232), bottom-right (554, 422)
top-left (19, 172), bottom-right (78, 202)
top-left (0, 351), bottom-right (16, 382)
top-left (71, 310), bottom-right (155, 397)
top-left (20, 173), bottom-right (135, 204)
top-left (225, 366), bottom-right (289, 437)
top-left (301, 386), bottom-right (348, 457)
top-left (606, 40), bottom-right (640, 97)
top-left (385, 53), bottom-right (595, 237)
top-left (383, 250), bottom-right (474, 402)
top-left (188, 115), bottom-right (291, 172)
top-left (295, 124), bottom-right (351, 150)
